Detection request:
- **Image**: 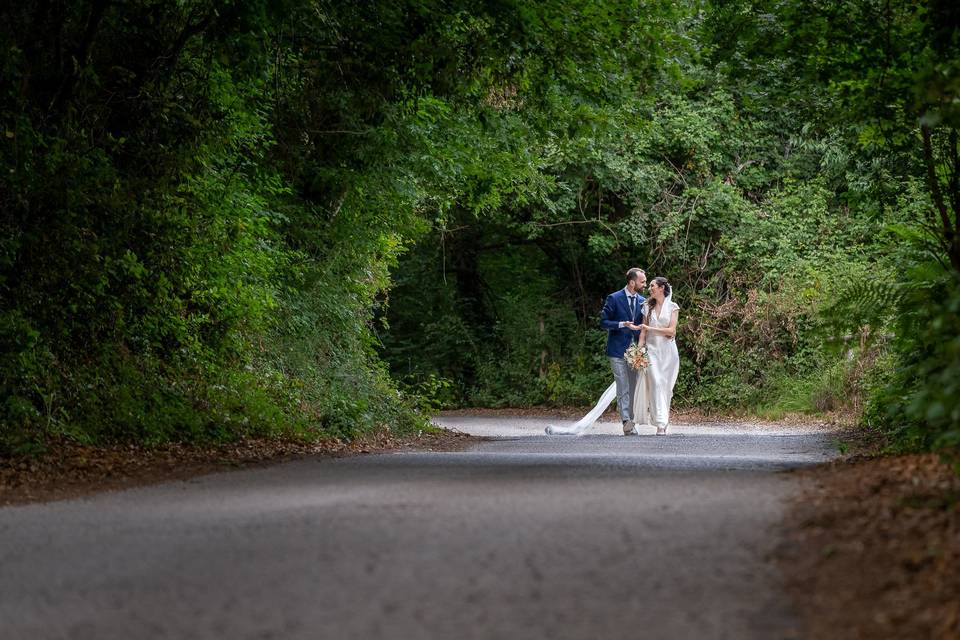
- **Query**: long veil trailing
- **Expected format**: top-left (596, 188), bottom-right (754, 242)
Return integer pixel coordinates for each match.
top-left (544, 381), bottom-right (618, 435)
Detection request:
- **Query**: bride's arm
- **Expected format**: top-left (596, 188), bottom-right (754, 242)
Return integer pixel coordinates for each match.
top-left (644, 308), bottom-right (679, 339)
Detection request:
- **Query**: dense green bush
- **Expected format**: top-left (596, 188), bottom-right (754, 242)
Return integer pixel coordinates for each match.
top-left (859, 265), bottom-right (960, 452)
top-left (2, 1), bottom-right (957, 459)
top-left (380, 0), bottom-right (960, 461)
top-left (382, 81), bottom-right (889, 418)
top-left (0, 0), bottom-right (681, 453)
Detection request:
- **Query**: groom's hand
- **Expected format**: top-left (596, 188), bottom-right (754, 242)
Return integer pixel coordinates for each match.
top-left (624, 322), bottom-right (642, 331)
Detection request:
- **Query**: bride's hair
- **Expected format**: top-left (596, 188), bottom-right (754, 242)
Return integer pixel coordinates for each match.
top-left (646, 277), bottom-right (671, 310)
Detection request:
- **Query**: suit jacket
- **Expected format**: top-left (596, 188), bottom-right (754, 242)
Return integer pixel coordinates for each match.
top-left (600, 289), bottom-right (645, 358)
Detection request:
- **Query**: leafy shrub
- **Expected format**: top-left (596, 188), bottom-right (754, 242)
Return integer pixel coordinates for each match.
top-left (863, 268), bottom-right (960, 453)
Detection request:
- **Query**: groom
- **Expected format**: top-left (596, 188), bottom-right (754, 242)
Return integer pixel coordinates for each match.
top-left (600, 268), bottom-right (646, 435)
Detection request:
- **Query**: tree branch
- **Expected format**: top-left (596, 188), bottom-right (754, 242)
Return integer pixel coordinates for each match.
top-left (49, 0), bottom-right (111, 116)
top-left (21, 0), bottom-right (53, 101)
top-left (533, 219), bottom-right (603, 229)
top-left (951, 127), bottom-right (960, 233)
top-left (307, 129), bottom-right (374, 135)
top-left (168, 10), bottom-right (216, 65)
top-left (921, 125), bottom-right (956, 246)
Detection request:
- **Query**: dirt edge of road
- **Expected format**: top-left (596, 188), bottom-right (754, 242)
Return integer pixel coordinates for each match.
top-left (780, 434), bottom-right (960, 640)
top-left (0, 428), bottom-right (483, 507)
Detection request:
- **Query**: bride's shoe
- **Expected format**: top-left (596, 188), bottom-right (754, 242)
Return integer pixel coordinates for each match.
top-left (655, 426), bottom-right (667, 436)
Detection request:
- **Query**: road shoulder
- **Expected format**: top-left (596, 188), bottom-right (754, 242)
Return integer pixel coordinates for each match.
top-left (0, 428), bottom-right (482, 507)
top-left (779, 449), bottom-right (960, 639)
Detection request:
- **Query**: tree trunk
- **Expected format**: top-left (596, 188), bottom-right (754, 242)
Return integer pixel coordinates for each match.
top-left (920, 125), bottom-right (960, 271)
top-left (538, 315), bottom-right (547, 378)
top-left (49, 0), bottom-right (111, 117)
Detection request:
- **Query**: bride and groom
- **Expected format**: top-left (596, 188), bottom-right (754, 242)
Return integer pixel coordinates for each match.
top-left (546, 267), bottom-right (680, 436)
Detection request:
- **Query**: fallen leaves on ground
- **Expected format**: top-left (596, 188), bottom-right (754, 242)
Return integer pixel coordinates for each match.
top-left (0, 428), bottom-right (480, 507)
top-left (782, 453), bottom-right (960, 640)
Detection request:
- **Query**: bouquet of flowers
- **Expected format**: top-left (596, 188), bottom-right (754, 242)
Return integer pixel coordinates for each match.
top-left (624, 343), bottom-right (650, 371)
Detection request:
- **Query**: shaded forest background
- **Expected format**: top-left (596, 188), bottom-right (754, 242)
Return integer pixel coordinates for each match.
top-left (1, 0), bottom-right (958, 456)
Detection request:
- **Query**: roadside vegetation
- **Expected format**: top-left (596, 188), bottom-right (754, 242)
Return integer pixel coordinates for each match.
top-left (1, 1), bottom-right (957, 463)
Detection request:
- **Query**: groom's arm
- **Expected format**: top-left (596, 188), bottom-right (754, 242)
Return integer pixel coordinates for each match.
top-left (600, 295), bottom-right (623, 331)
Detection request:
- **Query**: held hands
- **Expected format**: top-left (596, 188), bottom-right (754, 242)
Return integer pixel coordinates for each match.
top-left (631, 324), bottom-right (675, 341)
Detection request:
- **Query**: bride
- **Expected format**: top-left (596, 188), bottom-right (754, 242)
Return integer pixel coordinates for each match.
top-left (633, 277), bottom-right (680, 435)
top-left (546, 276), bottom-right (680, 436)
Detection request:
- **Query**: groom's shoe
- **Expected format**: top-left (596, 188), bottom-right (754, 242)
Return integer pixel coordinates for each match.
top-left (622, 421), bottom-right (639, 436)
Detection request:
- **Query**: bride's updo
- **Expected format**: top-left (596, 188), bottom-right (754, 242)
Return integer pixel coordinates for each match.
top-left (647, 276), bottom-right (671, 310)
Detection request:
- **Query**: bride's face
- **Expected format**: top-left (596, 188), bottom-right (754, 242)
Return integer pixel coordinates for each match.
top-left (649, 281), bottom-right (662, 297)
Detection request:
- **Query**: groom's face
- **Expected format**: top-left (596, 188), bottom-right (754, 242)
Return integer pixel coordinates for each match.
top-left (631, 276), bottom-right (647, 293)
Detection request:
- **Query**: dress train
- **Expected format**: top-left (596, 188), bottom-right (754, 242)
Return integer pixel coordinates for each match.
top-left (544, 382), bottom-right (617, 435)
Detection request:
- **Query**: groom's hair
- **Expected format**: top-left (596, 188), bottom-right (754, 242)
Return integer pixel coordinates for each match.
top-left (626, 268), bottom-right (645, 283)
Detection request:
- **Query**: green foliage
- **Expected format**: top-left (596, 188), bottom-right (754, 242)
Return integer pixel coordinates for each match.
top-left (2, 0), bottom-right (958, 460)
top-left (380, 0), bottom-right (958, 464)
top-left (0, 0), bottom-right (685, 453)
top-left (382, 53), bottom-right (891, 416)
top-left (861, 267), bottom-right (960, 452)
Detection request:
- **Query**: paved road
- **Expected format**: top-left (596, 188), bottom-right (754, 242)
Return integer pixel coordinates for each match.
top-left (1, 418), bottom-right (837, 639)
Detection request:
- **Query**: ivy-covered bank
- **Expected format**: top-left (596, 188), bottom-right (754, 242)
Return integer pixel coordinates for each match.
top-left (1, 1), bottom-right (958, 456)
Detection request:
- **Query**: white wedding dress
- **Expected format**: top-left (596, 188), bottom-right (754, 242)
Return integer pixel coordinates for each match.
top-left (632, 298), bottom-right (680, 431)
top-left (546, 297), bottom-right (679, 435)
top-left (544, 381), bottom-right (618, 435)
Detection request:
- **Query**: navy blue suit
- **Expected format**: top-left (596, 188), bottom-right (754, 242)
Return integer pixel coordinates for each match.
top-left (600, 289), bottom-right (645, 357)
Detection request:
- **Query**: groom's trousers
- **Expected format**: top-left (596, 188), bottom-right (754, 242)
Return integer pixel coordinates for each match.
top-left (609, 356), bottom-right (638, 423)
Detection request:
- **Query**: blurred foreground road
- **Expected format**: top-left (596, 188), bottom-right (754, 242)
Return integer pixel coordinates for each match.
top-left (0, 417), bottom-right (836, 639)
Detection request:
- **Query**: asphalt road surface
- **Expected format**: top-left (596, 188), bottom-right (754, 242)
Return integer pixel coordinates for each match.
top-left (1, 417), bottom-right (837, 639)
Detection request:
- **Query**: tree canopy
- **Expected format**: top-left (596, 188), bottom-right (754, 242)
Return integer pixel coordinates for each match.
top-left (1, 0), bottom-right (958, 455)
